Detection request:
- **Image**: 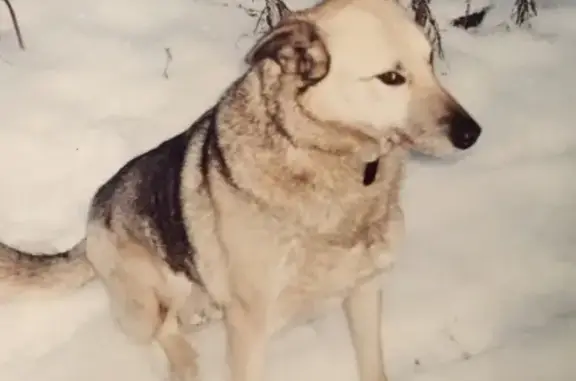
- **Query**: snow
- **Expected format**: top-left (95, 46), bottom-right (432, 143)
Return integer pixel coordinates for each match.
top-left (0, 0), bottom-right (575, 380)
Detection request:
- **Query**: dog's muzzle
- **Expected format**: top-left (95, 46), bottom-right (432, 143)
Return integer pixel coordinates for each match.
top-left (446, 107), bottom-right (482, 150)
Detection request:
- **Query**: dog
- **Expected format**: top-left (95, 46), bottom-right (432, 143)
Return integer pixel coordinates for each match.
top-left (0, 0), bottom-right (481, 380)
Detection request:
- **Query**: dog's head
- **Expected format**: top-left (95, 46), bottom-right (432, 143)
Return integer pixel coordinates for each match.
top-left (245, 0), bottom-right (481, 157)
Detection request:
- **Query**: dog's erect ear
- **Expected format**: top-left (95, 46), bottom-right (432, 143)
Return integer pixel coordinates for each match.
top-left (245, 20), bottom-right (330, 84)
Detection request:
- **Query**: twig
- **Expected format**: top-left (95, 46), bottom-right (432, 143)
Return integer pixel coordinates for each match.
top-left (511, 0), bottom-right (537, 27)
top-left (2, 0), bottom-right (25, 50)
top-left (446, 331), bottom-right (472, 361)
top-left (163, 47), bottom-right (172, 79)
top-left (253, 0), bottom-right (292, 35)
top-left (410, 0), bottom-right (444, 60)
top-left (464, 0), bottom-right (472, 19)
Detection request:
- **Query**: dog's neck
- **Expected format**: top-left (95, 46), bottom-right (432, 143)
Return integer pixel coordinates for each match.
top-left (217, 65), bottom-right (407, 194)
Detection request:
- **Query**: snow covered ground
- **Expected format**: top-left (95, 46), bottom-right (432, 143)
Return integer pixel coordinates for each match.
top-left (0, 0), bottom-right (575, 380)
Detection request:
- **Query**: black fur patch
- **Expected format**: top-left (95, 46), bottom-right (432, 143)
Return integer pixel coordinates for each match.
top-left (90, 107), bottom-right (238, 285)
top-left (132, 130), bottom-right (202, 283)
top-left (198, 107), bottom-right (236, 193)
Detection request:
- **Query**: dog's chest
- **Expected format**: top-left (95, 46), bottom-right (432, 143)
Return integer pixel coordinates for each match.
top-left (272, 189), bottom-right (403, 321)
top-left (272, 237), bottom-right (394, 327)
top-left (291, 225), bottom-right (395, 285)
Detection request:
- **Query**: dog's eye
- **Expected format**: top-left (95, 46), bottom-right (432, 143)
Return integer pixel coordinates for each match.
top-left (377, 71), bottom-right (406, 86)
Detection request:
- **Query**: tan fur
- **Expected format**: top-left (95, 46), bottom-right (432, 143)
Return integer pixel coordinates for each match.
top-left (0, 0), bottom-right (482, 380)
top-left (0, 241), bottom-right (92, 301)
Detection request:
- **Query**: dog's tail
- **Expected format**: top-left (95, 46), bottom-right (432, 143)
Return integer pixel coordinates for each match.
top-left (0, 239), bottom-right (95, 301)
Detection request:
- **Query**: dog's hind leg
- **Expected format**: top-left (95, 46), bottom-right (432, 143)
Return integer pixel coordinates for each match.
top-left (104, 267), bottom-right (162, 343)
top-left (86, 225), bottom-right (200, 381)
top-left (86, 226), bottom-right (163, 343)
top-left (343, 277), bottom-right (388, 381)
top-left (156, 306), bottom-right (200, 381)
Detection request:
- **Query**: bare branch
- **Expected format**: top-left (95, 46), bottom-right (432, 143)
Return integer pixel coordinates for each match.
top-left (511, 0), bottom-right (537, 27)
top-left (253, 0), bottom-right (292, 35)
top-left (410, 0), bottom-right (444, 59)
top-left (2, 0), bottom-right (25, 50)
top-left (163, 47), bottom-right (172, 79)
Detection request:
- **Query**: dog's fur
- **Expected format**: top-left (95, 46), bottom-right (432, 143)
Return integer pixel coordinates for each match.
top-left (0, 0), bottom-right (481, 380)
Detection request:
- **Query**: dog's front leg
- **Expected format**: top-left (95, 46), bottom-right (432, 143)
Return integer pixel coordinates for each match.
top-left (343, 277), bottom-right (387, 381)
top-left (224, 297), bottom-right (269, 381)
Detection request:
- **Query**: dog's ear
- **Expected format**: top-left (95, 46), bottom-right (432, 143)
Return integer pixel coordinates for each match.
top-left (245, 20), bottom-right (330, 84)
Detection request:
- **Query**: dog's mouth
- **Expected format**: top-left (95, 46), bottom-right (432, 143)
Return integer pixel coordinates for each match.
top-left (362, 129), bottom-right (415, 186)
top-left (358, 128), bottom-right (415, 165)
top-left (393, 131), bottom-right (415, 147)
top-left (379, 129), bottom-right (415, 154)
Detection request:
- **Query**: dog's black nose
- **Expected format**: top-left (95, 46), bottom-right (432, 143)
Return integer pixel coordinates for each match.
top-left (447, 108), bottom-right (482, 150)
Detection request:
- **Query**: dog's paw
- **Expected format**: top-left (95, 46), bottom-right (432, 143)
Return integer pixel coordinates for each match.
top-left (168, 364), bottom-right (199, 381)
